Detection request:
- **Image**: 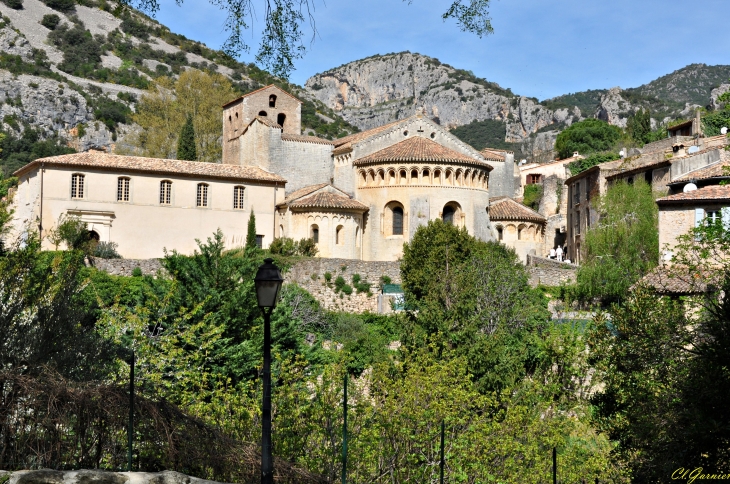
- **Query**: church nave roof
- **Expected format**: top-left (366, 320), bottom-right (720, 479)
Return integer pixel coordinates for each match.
top-left (354, 136), bottom-right (492, 169)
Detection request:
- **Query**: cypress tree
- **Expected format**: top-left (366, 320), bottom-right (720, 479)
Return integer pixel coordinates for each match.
top-left (177, 115), bottom-right (197, 161)
top-left (245, 210), bottom-right (258, 252)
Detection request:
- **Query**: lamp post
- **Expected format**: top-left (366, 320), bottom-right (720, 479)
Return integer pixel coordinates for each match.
top-left (254, 258), bottom-right (284, 484)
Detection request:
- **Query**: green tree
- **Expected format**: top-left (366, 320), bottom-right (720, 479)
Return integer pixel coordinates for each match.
top-left (576, 179), bottom-right (658, 304)
top-left (626, 108), bottom-right (652, 144)
top-left (245, 210), bottom-right (258, 253)
top-left (176, 115), bottom-right (197, 160)
top-left (566, 152), bottom-right (620, 176)
top-left (401, 219), bottom-right (549, 393)
top-left (554, 119), bottom-right (622, 159)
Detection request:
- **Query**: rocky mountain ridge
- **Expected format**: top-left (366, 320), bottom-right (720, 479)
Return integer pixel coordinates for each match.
top-left (305, 52), bottom-right (730, 158)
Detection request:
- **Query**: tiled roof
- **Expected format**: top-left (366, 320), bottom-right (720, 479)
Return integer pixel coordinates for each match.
top-left (636, 266), bottom-right (718, 295)
top-left (332, 119), bottom-right (405, 153)
top-left (281, 133), bottom-right (334, 145)
top-left (672, 161), bottom-right (730, 183)
top-left (281, 183), bottom-right (330, 204)
top-left (289, 191), bottom-right (369, 211)
top-left (480, 148), bottom-right (506, 161)
top-left (657, 185), bottom-right (730, 203)
top-left (222, 84), bottom-right (302, 108)
top-left (13, 152), bottom-right (287, 183)
top-left (354, 136), bottom-right (492, 168)
top-left (489, 197), bottom-right (546, 223)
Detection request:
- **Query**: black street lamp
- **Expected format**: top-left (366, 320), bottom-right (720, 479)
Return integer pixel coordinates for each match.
top-left (254, 258), bottom-right (284, 484)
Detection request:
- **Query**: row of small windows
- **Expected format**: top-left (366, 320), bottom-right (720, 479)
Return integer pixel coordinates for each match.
top-left (359, 167), bottom-right (488, 188)
top-left (385, 201), bottom-right (460, 236)
top-left (71, 174), bottom-right (246, 209)
top-left (309, 224), bottom-right (360, 247)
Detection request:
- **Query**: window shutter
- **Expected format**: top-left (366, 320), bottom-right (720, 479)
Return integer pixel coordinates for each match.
top-left (695, 208), bottom-right (705, 227)
top-left (722, 207), bottom-right (730, 230)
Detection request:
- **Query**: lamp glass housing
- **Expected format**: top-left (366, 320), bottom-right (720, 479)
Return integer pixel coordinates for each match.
top-left (254, 258), bottom-right (284, 309)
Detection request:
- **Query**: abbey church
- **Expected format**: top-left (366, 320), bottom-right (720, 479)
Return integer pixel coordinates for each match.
top-left (9, 85), bottom-right (545, 262)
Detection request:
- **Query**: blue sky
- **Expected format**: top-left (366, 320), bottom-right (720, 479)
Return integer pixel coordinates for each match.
top-left (152, 0), bottom-right (730, 101)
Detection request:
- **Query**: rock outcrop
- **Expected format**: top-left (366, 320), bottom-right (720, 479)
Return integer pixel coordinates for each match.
top-left (304, 52), bottom-right (558, 142)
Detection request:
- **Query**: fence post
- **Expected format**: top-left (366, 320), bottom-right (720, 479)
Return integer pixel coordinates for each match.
top-left (342, 373), bottom-right (348, 484)
top-left (440, 420), bottom-right (445, 484)
top-left (128, 351), bottom-right (134, 472)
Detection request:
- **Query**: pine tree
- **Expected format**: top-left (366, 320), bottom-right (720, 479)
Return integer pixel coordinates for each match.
top-left (245, 210), bottom-right (258, 253)
top-left (177, 115), bottom-right (197, 161)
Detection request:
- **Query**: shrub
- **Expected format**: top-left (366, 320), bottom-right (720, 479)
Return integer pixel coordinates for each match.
top-left (297, 237), bottom-right (318, 257)
top-left (131, 267), bottom-right (142, 277)
top-left (1, 0), bottom-right (23, 10)
top-left (324, 272), bottom-right (332, 283)
top-left (94, 241), bottom-right (121, 259)
top-left (334, 276), bottom-right (346, 290)
top-left (42, 0), bottom-right (75, 13)
top-left (352, 274), bottom-right (361, 284)
top-left (269, 237), bottom-right (297, 256)
top-left (40, 14), bottom-right (61, 30)
top-left (522, 184), bottom-right (542, 210)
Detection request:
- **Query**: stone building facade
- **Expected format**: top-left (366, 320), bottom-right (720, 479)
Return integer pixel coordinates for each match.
top-left (489, 196), bottom-right (546, 262)
top-left (9, 152), bottom-right (285, 258)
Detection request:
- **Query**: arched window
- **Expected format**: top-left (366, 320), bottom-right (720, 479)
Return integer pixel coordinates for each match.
top-left (277, 113), bottom-right (286, 127)
top-left (196, 183), bottom-right (208, 207)
top-left (443, 205), bottom-right (455, 224)
top-left (117, 177), bottom-right (130, 202)
top-left (233, 186), bottom-right (245, 209)
top-left (71, 173), bottom-right (85, 199)
top-left (355, 226), bottom-right (360, 247)
top-left (336, 225), bottom-right (344, 245)
top-left (385, 201), bottom-right (406, 236)
top-left (393, 207), bottom-right (404, 235)
top-left (311, 224), bottom-right (319, 244)
top-left (88, 230), bottom-right (100, 241)
top-left (497, 226), bottom-right (504, 241)
top-left (269, 94), bottom-right (277, 107)
top-left (433, 170), bottom-right (441, 185)
top-left (279, 224), bottom-right (284, 237)
top-left (422, 169), bottom-right (430, 184)
top-left (160, 180), bottom-right (172, 205)
top-left (258, 110), bottom-right (267, 117)
top-left (360, 171), bottom-right (368, 186)
top-left (399, 170), bottom-right (407, 185)
top-left (388, 169), bottom-right (396, 185)
top-left (411, 169), bottom-right (418, 183)
top-left (518, 225), bottom-right (525, 240)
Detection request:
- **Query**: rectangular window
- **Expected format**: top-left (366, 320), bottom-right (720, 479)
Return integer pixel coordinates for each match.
top-left (197, 183), bottom-right (208, 207)
top-left (117, 177), bottom-right (130, 202)
top-left (573, 182), bottom-right (580, 205)
top-left (160, 181), bottom-right (172, 205)
top-left (706, 210), bottom-right (721, 224)
top-left (71, 174), bottom-right (85, 199)
top-left (575, 211), bottom-right (581, 235)
top-left (233, 186), bottom-right (245, 209)
top-left (256, 235), bottom-right (264, 249)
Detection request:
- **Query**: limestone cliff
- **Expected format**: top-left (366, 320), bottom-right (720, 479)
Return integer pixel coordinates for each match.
top-left (304, 52), bottom-right (561, 142)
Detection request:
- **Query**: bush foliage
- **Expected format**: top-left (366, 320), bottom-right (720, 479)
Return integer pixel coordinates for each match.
top-left (554, 118), bottom-right (622, 159)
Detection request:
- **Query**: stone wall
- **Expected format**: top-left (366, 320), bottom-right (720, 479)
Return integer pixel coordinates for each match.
top-left (286, 258), bottom-right (401, 313)
top-left (526, 254), bottom-right (577, 287)
top-left (88, 257), bottom-right (164, 276)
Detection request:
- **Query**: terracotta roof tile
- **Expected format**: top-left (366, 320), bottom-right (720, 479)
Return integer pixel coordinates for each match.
top-left (281, 133), bottom-right (334, 145)
top-left (636, 266), bottom-right (719, 294)
top-left (489, 197), bottom-right (546, 223)
top-left (289, 191), bottom-right (369, 211)
top-left (13, 152), bottom-right (287, 183)
top-left (657, 185), bottom-right (730, 204)
top-left (672, 161), bottom-right (730, 183)
top-left (332, 119), bottom-right (405, 152)
top-left (281, 183), bottom-right (330, 204)
top-left (354, 136), bottom-right (492, 169)
top-left (480, 148), bottom-right (506, 161)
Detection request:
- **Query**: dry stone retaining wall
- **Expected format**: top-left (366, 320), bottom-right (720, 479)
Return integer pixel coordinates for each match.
top-left (88, 257), bottom-right (164, 276)
top-left (526, 254), bottom-right (577, 287)
top-left (286, 258), bottom-right (401, 313)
